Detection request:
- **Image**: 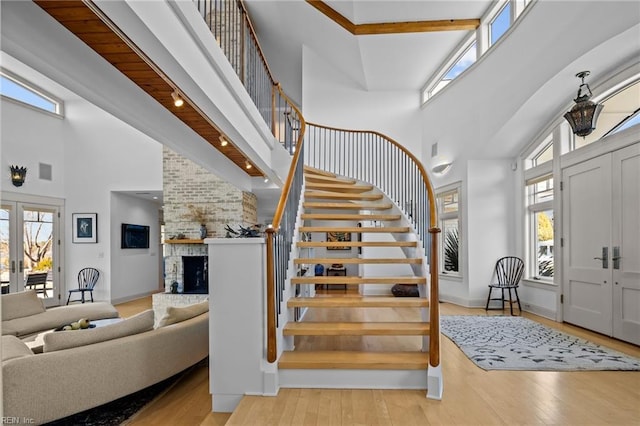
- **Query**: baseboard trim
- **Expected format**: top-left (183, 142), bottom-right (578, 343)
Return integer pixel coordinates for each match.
top-left (438, 294), bottom-right (486, 308)
top-left (522, 303), bottom-right (556, 320)
top-left (111, 290), bottom-right (159, 305)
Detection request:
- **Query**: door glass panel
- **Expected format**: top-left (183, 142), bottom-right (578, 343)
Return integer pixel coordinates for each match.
top-left (23, 208), bottom-right (54, 298)
top-left (0, 208), bottom-right (10, 294)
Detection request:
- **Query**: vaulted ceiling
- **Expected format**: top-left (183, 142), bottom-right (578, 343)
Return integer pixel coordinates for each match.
top-left (245, 0), bottom-right (492, 103)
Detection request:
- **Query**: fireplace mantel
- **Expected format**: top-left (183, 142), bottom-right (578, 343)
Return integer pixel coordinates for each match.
top-left (165, 239), bottom-right (204, 244)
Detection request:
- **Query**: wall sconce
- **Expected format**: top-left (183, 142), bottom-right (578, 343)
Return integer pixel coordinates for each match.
top-left (563, 71), bottom-right (603, 137)
top-left (171, 90), bottom-right (184, 107)
top-left (10, 165), bottom-right (27, 187)
top-left (432, 162), bottom-right (452, 175)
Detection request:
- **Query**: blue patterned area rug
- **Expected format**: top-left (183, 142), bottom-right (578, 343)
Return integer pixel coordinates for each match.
top-left (440, 315), bottom-right (640, 371)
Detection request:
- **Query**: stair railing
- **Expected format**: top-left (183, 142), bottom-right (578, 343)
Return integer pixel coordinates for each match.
top-left (193, 0), bottom-right (297, 154)
top-left (305, 122), bottom-right (441, 368)
top-left (192, 0), bottom-right (439, 369)
top-left (265, 88), bottom-right (306, 362)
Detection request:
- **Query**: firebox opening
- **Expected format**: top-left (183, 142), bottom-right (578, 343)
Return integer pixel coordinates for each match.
top-left (182, 256), bottom-right (208, 294)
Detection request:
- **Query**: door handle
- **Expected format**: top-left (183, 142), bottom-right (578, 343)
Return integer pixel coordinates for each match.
top-left (11, 260), bottom-right (15, 273)
top-left (19, 260), bottom-right (24, 273)
top-left (612, 246), bottom-right (621, 270)
top-left (593, 247), bottom-right (608, 269)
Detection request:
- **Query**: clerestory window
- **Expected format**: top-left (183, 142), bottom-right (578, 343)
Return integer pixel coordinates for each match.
top-left (0, 69), bottom-right (63, 116)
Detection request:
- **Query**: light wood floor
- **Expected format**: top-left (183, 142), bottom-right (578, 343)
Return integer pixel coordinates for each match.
top-left (115, 296), bottom-right (640, 426)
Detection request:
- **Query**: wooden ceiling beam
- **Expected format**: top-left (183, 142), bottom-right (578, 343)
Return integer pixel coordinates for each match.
top-left (306, 1), bottom-right (479, 35)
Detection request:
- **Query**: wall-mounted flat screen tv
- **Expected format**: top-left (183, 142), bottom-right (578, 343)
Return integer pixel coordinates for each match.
top-left (121, 223), bottom-right (150, 249)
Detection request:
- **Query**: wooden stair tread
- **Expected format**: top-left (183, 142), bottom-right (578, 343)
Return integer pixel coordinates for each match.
top-left (287, 296), bottom-right (428, 308)
top-left (301, 213), bottom-right (401, 221)
top-left (304, 175), bottom-right (357, 185)
top-left (291, 276), bottom-right (426, 285)
top-left (299, 226), bottom-right (409, 233)
top-left (303, 202), bottom-right (392, 210)
top-left (297, 241), bottom-right (417, 248)
top-left (283, 322), bottom-right (429, 336)
top-left (279, 350), bottom-right (429, 370)
top-left (304, 166), bottom-right (337, 178)
top-left (305, 192), bottom-right (383, 201)
top-left (295, 258), bottom-right (422, 265)
top-left (305, 183), bottom-right (374, 193)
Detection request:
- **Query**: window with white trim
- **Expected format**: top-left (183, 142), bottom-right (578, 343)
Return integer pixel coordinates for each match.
top-left (526, 175), bottom-right (554, 280)
top-left (0, 69), bottom-right (63, 116)
top-left (437, 186), bottom-right (461, 276)
top-left (572, 79), bottom-right (639, 150)
top-left (427, 39), bottom-right (477, 99)
top-left (422, 0), bottom-right (530, 104)
top-left (490, 2), bottom-right (511, 46)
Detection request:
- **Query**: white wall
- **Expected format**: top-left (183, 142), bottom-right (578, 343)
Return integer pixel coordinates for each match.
top-left (110, 192), bottom-right (161, 303)
top-left (466, 160), bottom-right (517, 304)
top-left (439, 160), bottom-right (517, 306)
top-left (1, 89), bottom-right (162, 304)
top-left (1, 100), bottom-right (66, 197)
top-left (63, 99), bottom-right (162, 303)
top-left (302, 46), bottom-right (423, 158)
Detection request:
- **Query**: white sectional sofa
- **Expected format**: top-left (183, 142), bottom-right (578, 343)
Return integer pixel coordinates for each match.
top-left (1, 292), bottom-right (209, 425)
top-left (2, 290), bottom-right (119, 339)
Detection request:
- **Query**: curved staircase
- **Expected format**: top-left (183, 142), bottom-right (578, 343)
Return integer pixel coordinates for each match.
top-left (278, 167), bottom-right (433, 389)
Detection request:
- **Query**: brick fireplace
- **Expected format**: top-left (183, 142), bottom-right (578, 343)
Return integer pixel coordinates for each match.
top-left (162, 147), bottom-right (258, 293)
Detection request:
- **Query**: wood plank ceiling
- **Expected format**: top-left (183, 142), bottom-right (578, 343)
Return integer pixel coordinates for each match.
top-left (34, 0), bottom-right (264, 177)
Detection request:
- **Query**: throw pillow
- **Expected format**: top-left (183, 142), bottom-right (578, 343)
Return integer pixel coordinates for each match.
top-left (1, 290), bottom-right (46, 321)
top-left (43, 309), bottom-right (153, 353)
top-left (157, 300), bottom-right (209, 327)
top-left (1, 335), bottom-right (34, 362)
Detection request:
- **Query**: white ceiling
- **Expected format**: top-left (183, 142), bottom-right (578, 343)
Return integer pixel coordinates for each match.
top-left (244, 0), bottom-right (491, 101)
top-left (246, 0), bottom-right (640, 166)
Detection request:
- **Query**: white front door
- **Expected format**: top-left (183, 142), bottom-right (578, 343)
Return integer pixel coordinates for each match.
top-left (562, 154), bottom-right (612, 335)
top-left (562, 142), bottom-right (640, 345)
top-left (612, 144), bottom-right (640, 345)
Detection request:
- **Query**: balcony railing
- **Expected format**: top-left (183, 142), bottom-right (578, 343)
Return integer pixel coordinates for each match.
top-left (193, 0), bottom-right (298, 154)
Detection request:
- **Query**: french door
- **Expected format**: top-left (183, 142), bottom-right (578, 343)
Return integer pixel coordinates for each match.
top-left (0, 197), bottom-right (62, 307)
top-left (562, 143), bottom-right (640, 345)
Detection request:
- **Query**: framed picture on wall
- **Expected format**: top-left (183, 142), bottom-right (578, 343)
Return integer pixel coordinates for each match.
top-left (326, 231), bottom-right (351, 250)
top-left (72, 213), bottom-right (97, 243)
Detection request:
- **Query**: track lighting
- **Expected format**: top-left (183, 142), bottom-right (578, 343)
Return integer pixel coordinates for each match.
top-left (171, 90), bottom-right (184, 107)
top-left (219, 135), bottom-right (228, 147)
top-left (264, 177), bottom-right (269, 183)
top-left (245, 161), bottom-right (252, 170)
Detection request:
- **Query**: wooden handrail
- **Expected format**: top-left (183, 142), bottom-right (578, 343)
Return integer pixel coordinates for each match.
top-left (265, 84), bottom-right (306, 363)
top-left (228, 2), bottom-right (439, 369)
top-left (306, 122), bottom-right (437, 229)
top-left (306, 121), bottom-right (440, 367)
top-left (238, 0), bottom-right (277, 86)
top-left (270, 85), bottom-right (306, 230)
